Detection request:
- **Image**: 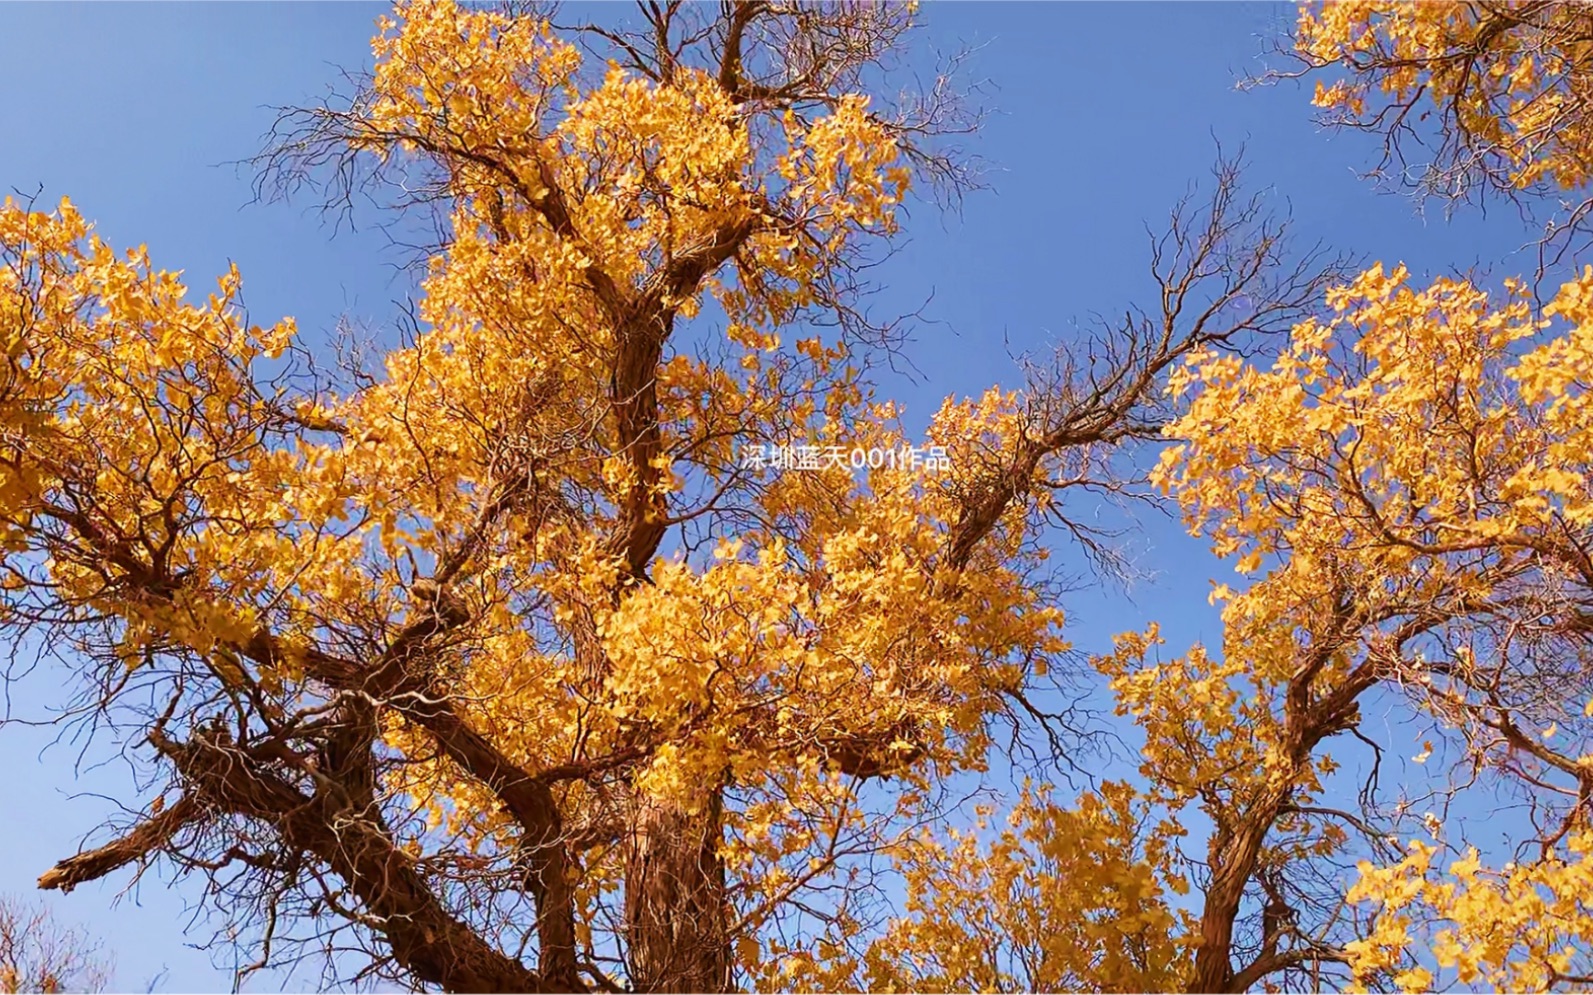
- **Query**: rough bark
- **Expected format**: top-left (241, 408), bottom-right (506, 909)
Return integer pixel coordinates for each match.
top-left (38, 796), bottom-right (200, 894)
top-left (151, 728), bottom-right (552, 994)
top-left (624, 789), bottom-right (730, 994)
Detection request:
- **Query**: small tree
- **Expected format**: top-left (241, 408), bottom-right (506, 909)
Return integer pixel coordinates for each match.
top-left (0, 896), bottom-right (110, 994)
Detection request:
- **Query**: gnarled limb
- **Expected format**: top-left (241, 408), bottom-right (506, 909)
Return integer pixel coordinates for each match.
top-left (39, 796), bottom-right (201, 895)
top-left (150, 727), bottom-right (552, 994)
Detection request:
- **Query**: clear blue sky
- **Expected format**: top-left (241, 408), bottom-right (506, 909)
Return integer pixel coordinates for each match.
top-left (0, 3), bottom-right (1540, 991)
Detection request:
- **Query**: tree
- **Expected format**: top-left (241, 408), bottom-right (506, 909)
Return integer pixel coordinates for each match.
top-left (15, 1), bottom-right (1593, 992)
top-left (1283, 1), bottom-right (1593, 270)
top-left (1, 1), bottom-right (1340, 992)
top-left (1150, 261), bottom-right (1593, 992)
top-left (0, 896), bottom-right (111, 994)
top-left (858, 4), bottom-right (1593, 993)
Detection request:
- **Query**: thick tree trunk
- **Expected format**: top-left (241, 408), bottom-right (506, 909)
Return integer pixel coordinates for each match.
top-left (624, 788), bottom-right (730, 993)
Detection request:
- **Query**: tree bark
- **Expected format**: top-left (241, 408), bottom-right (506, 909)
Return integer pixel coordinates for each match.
top-left (624, 788), bottom-right (730, 993)
top-left (150, 728), bottom-right (551, 994)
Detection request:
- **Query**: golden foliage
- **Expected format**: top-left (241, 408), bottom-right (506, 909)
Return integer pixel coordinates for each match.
top-left (1294, 1), bottom-right (1593, 197)
top-left (14, 2), bottom-right (1593, 992)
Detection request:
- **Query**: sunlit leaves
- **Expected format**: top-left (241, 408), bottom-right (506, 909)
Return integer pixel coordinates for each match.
top-left (1296, 2), bottom-right (1593, 195)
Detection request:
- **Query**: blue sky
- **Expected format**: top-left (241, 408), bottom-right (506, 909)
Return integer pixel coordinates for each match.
top-left (0, 2), bottom-right (1546, 991)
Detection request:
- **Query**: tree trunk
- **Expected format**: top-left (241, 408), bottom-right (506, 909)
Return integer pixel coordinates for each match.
top-left (624, 788), bottom-right (730, 993)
